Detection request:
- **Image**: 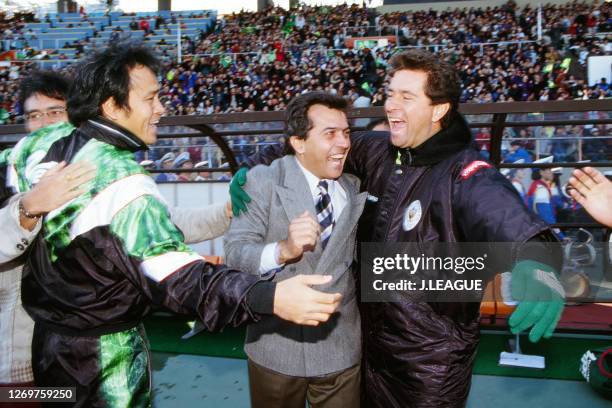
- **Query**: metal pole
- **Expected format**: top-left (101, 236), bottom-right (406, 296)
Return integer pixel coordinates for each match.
top-left (395, 25), bottom-right (399, 46)
top-left (177, 17), bottom-right (182, 64)
top-left (537, 5), bottom-right (542, 42)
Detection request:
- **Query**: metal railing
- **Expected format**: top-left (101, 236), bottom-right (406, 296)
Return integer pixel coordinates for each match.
top-left (395, 40), bottom-right (538, 56)
top-left (1, 99), bottom-right (610, 169)
top-left (0, 100), bottom-right (610, 236)
top-left (500, 135), bottom-right (612, 163)
top-left (343, 24), bottom-right (399, 42)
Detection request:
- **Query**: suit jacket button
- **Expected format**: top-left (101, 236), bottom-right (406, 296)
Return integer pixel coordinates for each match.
top-left (17, 244), bottom-right (25, 251)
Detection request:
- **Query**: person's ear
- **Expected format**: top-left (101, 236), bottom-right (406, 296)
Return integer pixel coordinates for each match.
top-left (101, 97), bottom-right (122, 121)
top-left (290, 136), bottom-right (305, 155)
top-left (432, 102), bottom-right (450, 124)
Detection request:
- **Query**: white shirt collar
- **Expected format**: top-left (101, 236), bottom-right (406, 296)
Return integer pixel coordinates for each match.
top-left (294, 157), bottom-right (345, 201)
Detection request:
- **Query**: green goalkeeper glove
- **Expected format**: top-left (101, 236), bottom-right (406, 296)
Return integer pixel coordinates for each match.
top-left (509, 260), bottom-right (565, 343)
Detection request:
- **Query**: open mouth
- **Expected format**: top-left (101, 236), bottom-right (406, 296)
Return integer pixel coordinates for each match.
top-left (329, 152), bottom-right (347, 166)
top-left (388, 118), bottom-right (406, 132)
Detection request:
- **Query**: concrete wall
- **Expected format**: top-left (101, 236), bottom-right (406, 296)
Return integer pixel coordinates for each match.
top-left (158, 0), bottom-right (171, 11)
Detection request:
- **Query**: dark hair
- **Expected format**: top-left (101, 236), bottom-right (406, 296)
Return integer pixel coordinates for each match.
top-left (18, 70), bottom-right (70, 109)
top-left (67, 41), bottom-right (160, 126)
top-left (284, 92), bottom-right (348, 154)
top-left (388, 49), bottom-right (461, 129)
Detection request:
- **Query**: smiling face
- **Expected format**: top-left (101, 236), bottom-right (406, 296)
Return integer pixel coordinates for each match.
top-left (106, 65), bottom-right (165, 145)
top-left (23, 93), bottom-right (68, 132)
top-left (290, 104), bottom-right (350, 180)
top-left (385, 69), bottom-right (449, 149)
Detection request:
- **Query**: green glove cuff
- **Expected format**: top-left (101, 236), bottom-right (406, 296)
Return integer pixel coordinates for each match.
top-left (229, 167), bottom-right (251, 217)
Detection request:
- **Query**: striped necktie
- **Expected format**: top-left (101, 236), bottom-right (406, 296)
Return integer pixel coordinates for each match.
top-left (316, 180), bottom-right (334, 249)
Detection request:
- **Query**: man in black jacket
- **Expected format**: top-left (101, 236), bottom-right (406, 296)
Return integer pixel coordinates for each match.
top-left (232, 49), bottom-right (565, 407)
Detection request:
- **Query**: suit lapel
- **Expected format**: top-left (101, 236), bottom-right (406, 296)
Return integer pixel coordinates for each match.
top-left (274, 156), bottom-right (321, 271)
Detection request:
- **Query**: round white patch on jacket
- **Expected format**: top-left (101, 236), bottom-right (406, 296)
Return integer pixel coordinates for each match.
top-left (403, 200), bottom-right (422, 231)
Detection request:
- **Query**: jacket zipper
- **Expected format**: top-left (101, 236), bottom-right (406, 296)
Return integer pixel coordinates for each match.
top-left (382, 148), bottom-right (413, 241)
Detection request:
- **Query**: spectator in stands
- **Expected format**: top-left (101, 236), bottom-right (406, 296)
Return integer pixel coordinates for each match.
top-left (173, 151), bottom-right (197, 182)
top-left (595, 77), bottom-right (609, 92)
top-left (353, 87), bottom-right (371, 108)
top-left (194, 161), bottom-right (212, 181)
top-left (583, 127), bottom-right (607, 161)
top-left (155, 15), bottom-right (166, 31)
top-left (550, 126), bottom-right (577, 162)
top-left (139, 17), bottom-right (150, 34)
top-left (527, 157), bottom-right (565, 238)
top-left (177, 159), bottom-right (196, 181)
top-left (505, 140), bottom-right (533, 163)
top-left (156, 152), bottom-right (178, 182)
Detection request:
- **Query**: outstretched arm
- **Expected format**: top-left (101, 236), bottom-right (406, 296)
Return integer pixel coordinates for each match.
top-left (171, 202), bottom-right (231, 244)
top-left (1, 161), bottom-right (95, 263)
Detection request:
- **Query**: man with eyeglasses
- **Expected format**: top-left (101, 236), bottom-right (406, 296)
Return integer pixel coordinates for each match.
top-left (19, 71), bottom-right (69, 133)
top-left (0, 70), bottom-right (93, 401)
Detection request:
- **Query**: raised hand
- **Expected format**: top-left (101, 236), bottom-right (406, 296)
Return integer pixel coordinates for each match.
top-left (568, 167), bottom-right (612, 228)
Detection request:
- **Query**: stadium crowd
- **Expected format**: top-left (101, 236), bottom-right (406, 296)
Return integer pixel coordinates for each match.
top-left (0, 1), bottom-right (610, 178)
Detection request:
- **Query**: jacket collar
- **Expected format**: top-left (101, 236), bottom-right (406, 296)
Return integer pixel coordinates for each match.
top-left (397, 111), bottom-right (473, 166)
top-left (80, 116), bottom-right (148, 152)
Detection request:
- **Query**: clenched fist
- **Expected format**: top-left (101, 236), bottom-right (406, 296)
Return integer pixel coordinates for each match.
top-left (277, 211), bottom-right (320, 264)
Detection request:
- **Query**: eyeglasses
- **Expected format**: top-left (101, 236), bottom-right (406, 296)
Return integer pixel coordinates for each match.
top-left (25, 107), bottom-right (67, 122)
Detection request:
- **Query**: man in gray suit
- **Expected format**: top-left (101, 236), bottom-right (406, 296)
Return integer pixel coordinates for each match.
top-left (224, 92), bottom-right (366, 408)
